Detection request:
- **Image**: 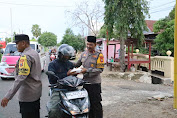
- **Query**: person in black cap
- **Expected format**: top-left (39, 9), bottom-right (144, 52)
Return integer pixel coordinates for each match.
top-left (1, 34), bottom-right (42, 118)
top-left (75, 36), bottom-right (104, 118)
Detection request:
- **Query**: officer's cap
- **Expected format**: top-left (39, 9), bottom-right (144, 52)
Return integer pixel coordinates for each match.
top-left (87, 36), bottom-right (96, 43)
top-left (15, 34), bottom-right (29, 43)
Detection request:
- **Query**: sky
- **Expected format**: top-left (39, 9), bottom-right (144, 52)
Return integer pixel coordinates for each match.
top-left (0, 0), bottom-right (175, 43)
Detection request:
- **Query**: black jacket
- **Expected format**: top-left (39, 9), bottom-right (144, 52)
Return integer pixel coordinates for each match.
top-left (48, 59), bottom-right (74, 84)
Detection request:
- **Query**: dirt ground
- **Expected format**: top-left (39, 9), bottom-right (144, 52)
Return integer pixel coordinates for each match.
top-left (101, 67), bottom-right (177, 118)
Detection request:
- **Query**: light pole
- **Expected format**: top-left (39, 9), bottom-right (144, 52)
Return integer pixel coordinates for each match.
top-left (10, 8), bottom-right (13, 42)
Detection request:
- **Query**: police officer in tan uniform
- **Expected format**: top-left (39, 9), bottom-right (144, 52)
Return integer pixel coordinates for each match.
top-left (75, 36), bottom-right (104, 118)
top-left (1, 34), bottom-right (42, 118)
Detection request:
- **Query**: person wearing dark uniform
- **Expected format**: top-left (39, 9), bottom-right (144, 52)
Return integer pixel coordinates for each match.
top-left (47, 44), bottom-right (76, 118)
top-left (1, 34), bottom-right (42, 118)
top-left (75, 36), bottom-right (104, 118)
top-left (48, 44), bottom-right (76, 84)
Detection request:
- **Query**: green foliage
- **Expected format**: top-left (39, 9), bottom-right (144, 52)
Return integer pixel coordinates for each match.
top-left (153, 8), bottom-right (175, 56)
top-left (38, 32), bottom-right (57, 47)
top-left (30, 38), bottom-right (37, 42)
top-left (169, 7), bottom-right (175, 20)
top-left (44, 47), bottom-right (48, 52)
top-left (103, 0), bottom-right (149, 42)
top-left (0, 46), bottom-right (1, 49)
top-left (103, 0), bottom-right (149, 71)
top-left (5, 32), bottom-right (16, 43)
top-left (5, 37), bottom-right (11, 43)
top-left (31, 24), bottom-right (41, 38)
top-left (57, 43), bottom-right (61, 47)
top-left (98, 25), bottom-right (108, 38)
top-left (126, 47), bottom-right (136, 53)
top-left (98, 25), bottom-right (117, 38)
top-left (98, 26), bottom-right (107, 38)
top-left (60, 28), bottom-right (85, 51)
top-left (139, 47), bottom-right (149, 54)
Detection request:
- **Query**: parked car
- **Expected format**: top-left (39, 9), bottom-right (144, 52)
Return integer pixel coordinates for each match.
top-left (0, 42), bottom-right (46, 80)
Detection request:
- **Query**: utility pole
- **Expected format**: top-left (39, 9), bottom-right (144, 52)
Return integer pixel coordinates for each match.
top-left (173, 0), bottom-right (177, 109)
top-left (10, 8), bottom-right (13, 42)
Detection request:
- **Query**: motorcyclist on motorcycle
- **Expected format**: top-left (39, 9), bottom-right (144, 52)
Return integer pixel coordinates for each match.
top-left (49, 48), bottom-right (57, 62)
top-left (47, 44), bottom-right (77, 118)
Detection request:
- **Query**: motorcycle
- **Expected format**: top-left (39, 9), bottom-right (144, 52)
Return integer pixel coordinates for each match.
top-left (45, 71), bottom-right (90, 118)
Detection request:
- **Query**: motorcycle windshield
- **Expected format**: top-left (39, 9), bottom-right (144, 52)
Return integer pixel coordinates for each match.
top-left (58, 76), bottom-right (85, 88)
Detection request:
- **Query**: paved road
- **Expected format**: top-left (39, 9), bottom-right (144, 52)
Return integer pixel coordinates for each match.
top-left (0, 72), bottom-right (50, 118)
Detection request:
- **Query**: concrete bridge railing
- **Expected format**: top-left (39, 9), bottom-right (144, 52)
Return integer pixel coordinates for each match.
top-left (133, 54), bottom-right (174, 81)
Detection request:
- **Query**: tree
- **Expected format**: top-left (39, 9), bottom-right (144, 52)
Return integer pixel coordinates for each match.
top-left (5, 32), bottom-right (16, 43)
top-left (75, 34), bottom-right (86, 51)
top-left (98, 24), bottom-right (117, 38)
top-left (5, 37), bottom-right (11, 43)
top-left (67, 0), bottom-right (104, 37)
top-left (38, 32), bottom-right (57, 47)
top-left (97, 25), bottom-right (107, 38)
top-left (169, 7), bottom-right (175, 20)
top-left (60, 28), bottom-right (85, 51)
top-left (31, 24), bottom-right (41, 39)
top-left (153, 8), bottom-right (175, 56)
top-left (103, 0), bottom-right (149, 71)
top-left (30, 37), bottom-right (37, 42)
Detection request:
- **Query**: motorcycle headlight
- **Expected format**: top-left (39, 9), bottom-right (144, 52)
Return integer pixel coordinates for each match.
top-left (83, 108), bottom-right (89, 113)
top-left (82, 98), bottom-right (90, 113)
top-left (65, 101), bottom-right (80, 115)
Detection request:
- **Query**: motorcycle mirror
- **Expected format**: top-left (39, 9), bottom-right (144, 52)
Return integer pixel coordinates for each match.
top-left (45, 71), bottom-right (55, 76)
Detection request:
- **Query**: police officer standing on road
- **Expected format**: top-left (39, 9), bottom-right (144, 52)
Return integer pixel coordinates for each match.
top-left (75, 36), bottom-right (104, 118)
top-left (1, 34), bottom-right (42, 118)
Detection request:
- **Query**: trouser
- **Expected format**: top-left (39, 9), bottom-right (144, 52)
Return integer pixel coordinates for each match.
top-left (19, 99), bottom-right (40, 118)
top-left (84, 84), bottom-right (103, 118)
top-left (20, 111), bottom-right (40, 118)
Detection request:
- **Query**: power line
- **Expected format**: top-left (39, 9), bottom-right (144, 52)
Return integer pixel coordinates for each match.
top-left (150, 6), bottom-right (174, 14)
top-left (150, 1), bottom-right (175, 10)
top-left (0, 1), bottom-right (174, 14)
top-left (0, 1), bottom-right (72, 8)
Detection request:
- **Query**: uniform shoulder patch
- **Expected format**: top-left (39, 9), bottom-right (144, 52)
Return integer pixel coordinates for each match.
top-left (18, 55), bottom-right (30, 76)
top-left (96, 53), bottom-right (104, 68)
